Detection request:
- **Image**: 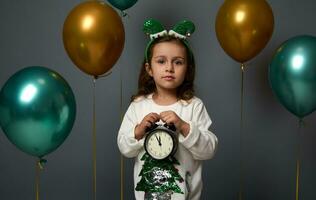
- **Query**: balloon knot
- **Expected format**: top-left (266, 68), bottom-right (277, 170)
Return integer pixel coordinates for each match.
top-left (240, 63), bottom-right (245, 71)
top-left (38, 158), bottom-right (47, 170)
top-left (299, 118), bottom-right (306, 127)
top-left (121, 11), bottom-right (129, 18)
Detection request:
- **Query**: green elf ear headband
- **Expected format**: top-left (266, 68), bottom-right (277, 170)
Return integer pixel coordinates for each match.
top-left (143, 19), bottom-right (195, 63)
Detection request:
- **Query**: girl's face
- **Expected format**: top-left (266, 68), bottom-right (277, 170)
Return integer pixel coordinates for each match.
top-left (146, 41), bottom-right (187, 94)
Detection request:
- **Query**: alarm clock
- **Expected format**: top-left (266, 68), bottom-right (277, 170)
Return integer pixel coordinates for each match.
top-left (144, 123), bottom-right (178, 160)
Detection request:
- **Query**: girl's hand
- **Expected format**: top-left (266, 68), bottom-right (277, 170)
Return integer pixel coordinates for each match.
top-left (160, 111), bottom-right (190, 137)
top-left (134, 112), bottom-right (160, 140)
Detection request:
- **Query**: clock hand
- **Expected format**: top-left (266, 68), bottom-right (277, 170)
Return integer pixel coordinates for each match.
top-left (155, 135), bottom-right (161, 146)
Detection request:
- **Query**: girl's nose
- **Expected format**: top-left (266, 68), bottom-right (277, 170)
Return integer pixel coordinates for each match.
top-left (165, 62), bottom-right (174, 72)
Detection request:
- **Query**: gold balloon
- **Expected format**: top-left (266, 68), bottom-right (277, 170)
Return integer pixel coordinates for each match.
top-left (63, 1), bottom-right (125, 76)
top-left (215, 0), bottom-right (274, 63)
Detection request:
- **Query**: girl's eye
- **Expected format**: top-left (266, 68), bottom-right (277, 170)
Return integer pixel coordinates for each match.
top-left (174, 60), bottom-right (184, 65)
top-left (157, 60), bottom-right (165, 64)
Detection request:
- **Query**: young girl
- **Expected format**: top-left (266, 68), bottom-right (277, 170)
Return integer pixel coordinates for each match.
top-left (118, 19), bottom-right (218, 200)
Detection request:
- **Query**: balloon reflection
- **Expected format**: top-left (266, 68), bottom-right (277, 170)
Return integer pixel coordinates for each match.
top-left (292, 55), bottom-right (304, 70)
top-left (82, 15), bottom-right (94, 31)
top-left (20, 84), bottom-right (37, 103)
top-left (235, 10), bottom-right (245, 23)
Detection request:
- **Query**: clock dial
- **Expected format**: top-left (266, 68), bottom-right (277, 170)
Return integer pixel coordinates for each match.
top-left (146, 130), bottom-right (174, 160)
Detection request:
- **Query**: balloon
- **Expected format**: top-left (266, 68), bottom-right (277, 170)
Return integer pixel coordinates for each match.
top-left (269, 35), bottom-right (316, 118)
top-left (63, 1), bottom-right (125, 76)
top-left (215, 0), bottom-right (274, 63)
top-left (0, 66), bottom-right (76, 157)
top-left (107, 0), bottom-right (138, 11)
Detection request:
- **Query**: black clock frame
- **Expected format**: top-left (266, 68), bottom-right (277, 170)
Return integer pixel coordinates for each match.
top-left (144, 123), bottom-right (178, 160)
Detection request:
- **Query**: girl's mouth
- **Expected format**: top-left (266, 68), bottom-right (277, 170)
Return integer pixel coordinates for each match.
top-left (162, 76), bottom-right (175, 80)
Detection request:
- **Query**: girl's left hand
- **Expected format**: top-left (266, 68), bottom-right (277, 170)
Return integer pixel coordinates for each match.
top-left (160, 111), bottom-right (190, 137)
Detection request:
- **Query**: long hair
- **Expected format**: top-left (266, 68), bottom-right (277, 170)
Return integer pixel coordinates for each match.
top-left (131, 36), bottom-right (195, 101)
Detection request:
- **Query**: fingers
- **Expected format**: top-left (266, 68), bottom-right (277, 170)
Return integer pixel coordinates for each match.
top-left (145, 112), bottom-right (160, 124)
top-left (142, 121), bottom-right (152, 129)
top-left (160, 111), bottom-right (177, 125)
top-left (161, 115), bottom-right (172, 124)
top-left (140, 112), bottom-right (160, 130)
top-left (135, 112), bottom-right (161, 140)
top-left (141, 111), bottom-right (181, 129)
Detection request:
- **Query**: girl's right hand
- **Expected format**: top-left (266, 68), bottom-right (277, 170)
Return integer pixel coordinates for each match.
top-left (134, 112), bottom-right (160, 140)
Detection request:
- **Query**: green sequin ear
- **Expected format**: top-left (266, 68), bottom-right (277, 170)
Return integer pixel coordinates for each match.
top-left (169, 20), bottom-right (195, 39)
top-left (143, 19), bottom-right (167, 40)
top-left (143, 19), bottom-right (195, 63)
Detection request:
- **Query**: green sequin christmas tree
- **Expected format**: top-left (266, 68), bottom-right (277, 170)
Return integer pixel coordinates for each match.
top-left (135, 153), bottom-right (184, 199)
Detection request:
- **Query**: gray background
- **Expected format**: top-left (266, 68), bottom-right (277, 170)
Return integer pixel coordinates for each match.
top-left (1, 0), bottom-right (316, 199)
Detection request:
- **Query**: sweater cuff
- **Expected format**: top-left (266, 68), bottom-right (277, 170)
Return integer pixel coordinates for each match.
top-left (178, 121), bottom-right (200, 149)
top-left (127, 125), bottom-right (144, 148)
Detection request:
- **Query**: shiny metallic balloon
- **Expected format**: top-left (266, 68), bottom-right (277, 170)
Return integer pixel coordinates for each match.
top-left (0, 66), bottom-right (76, 157)
top-left (269, 35), bottom-right (316, 118)
top-left (107, 0), bottom-right (138, 11)
top-left (215, 0), bottom-right (274, 63)
top-left (63, 1), bottom-right (125, 76)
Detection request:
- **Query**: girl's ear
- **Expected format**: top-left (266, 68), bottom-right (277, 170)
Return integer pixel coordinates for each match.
top-left (145, 63), bottom-right (153, 77)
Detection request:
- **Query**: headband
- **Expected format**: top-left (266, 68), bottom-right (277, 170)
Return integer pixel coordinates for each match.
top-left (143, 19), bottom-right (195, 63)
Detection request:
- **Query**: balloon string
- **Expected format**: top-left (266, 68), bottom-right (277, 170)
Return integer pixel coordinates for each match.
top-left (35, 159), bottom-right (44, 200)
top-left (92, 71), bottom-right (113, 199)
top-left (239, 63), bottom-right (245, 200)
top-left (35, 161), bottom-right (40, 200)
top-left (296, 118), bottom-right (303, 200)
top-left (120, 155), bottom-right (124, 200)
top-left (92, 77), bottom-right (97, 200)
top-left (120, 65), bottom-right (125, 200)
top-left (296, 160), bottom-right (300, 200)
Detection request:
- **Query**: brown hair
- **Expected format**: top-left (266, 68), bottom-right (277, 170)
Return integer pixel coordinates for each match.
top-left (131, 36), bottom-right (195, 101)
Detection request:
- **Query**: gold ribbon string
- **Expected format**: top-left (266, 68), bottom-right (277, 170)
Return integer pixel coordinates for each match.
top-left (296, 119), bottom-right (304, 200)
top-left (239, 63), bottom-right (245, 200)
top-left (92, 77), bottom-right (97, 200)
top-left (35, 160), bottom-right (40, 200)
top-left (296, 159), bottom-right (300, 200)
top-left (120, 155), bottom-right (124, 200)
top-left (119, 64), bottom-right (124, 200)
top-left (91, 71), bottom-right (112, 200)
top-left (35, 159), bottom-right (45, 200)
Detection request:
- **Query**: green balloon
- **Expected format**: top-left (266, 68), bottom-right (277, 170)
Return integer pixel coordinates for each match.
top-left (0, 66), bottom-right (76, 157)
top-left (107, 0), bottom-right (138, 11)
top-left (269, 35), bottom-right (316, 118)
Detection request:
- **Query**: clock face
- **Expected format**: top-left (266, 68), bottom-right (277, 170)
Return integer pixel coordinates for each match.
top-left (145, 130), bottom-right (174, 160)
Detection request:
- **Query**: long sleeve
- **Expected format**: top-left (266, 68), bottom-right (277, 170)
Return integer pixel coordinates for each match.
top-left (117, 102), bottom-right (144, 158)
top-left (178, 100), bottom-right (218, 160)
